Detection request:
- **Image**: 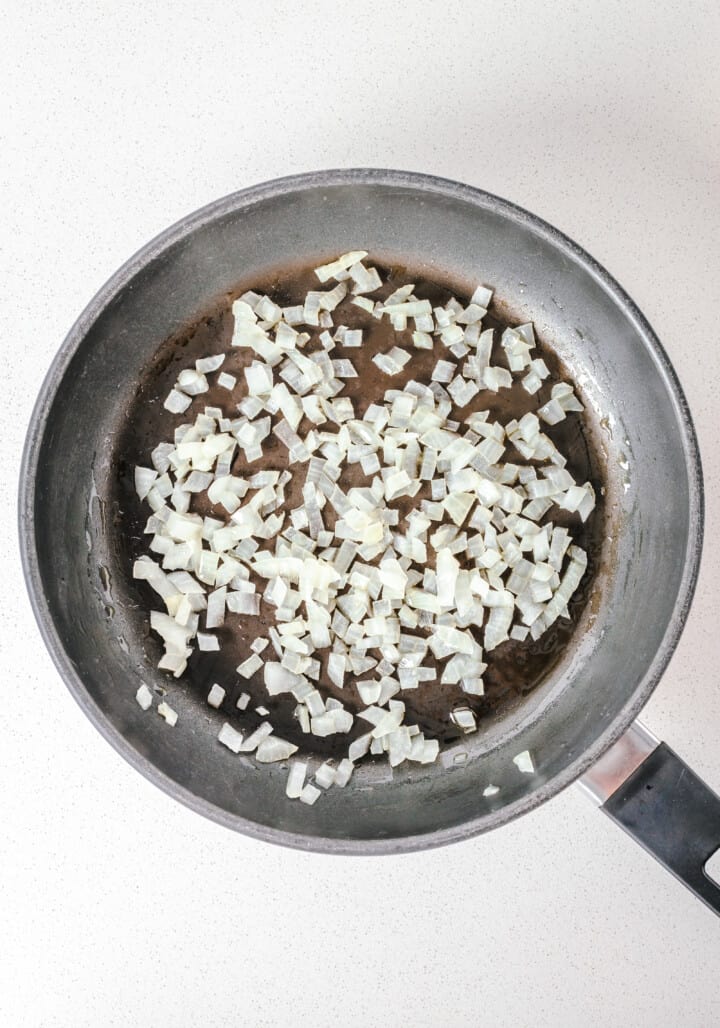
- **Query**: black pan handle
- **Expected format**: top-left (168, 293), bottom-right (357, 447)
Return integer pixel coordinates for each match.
top-left (581, 724), bottom-right (720, 916)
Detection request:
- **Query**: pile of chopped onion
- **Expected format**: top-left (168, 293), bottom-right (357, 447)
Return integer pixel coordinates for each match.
top-left (133, 251), bottom-right (596, 803)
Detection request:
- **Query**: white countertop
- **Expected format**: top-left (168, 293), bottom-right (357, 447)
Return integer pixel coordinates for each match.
top-left (4, 2), bottom-right (720, 1025)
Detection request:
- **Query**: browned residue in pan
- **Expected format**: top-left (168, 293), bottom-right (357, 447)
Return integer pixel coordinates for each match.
top-left (111, 259), bottom-right (606, 757)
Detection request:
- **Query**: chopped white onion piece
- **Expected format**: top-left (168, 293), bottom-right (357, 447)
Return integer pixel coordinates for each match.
top-left (419, 739), bottom-right (440, 764)
top-left (226, 592), bottom-right (261, 615)
top-left (196, 354), bottom-right (225, 374)
top-left (299, 783), bottom-right (321, 805)
top-left (334, 758), bottom-right (354, 787)
top-left (177, 369), bottom-right (209, 395)
top-left (357, 679), bottom-right (382, 705)
top-left (538, 398), bottom-right (565, 425)
top-left (552, 382), bottom-right (584, 412)
top-left (135, 466), bottom-right (158, 501)
top-left (315, 251), bottom-right (368, 283)
top-left (286, 760), bottom-right (307, 797)
top-left (522, 369), bottom-right (542, 394)
top-left (239, 721), bottom-right (273, 752)
top-left (157, 702), bottom-right (178, 726)
top-left (513, 749), bottom-right (535, 774)
top-left (164, 389), bottom-right (192, 414)
top-left (471, 285), bottom-right (493, 307)
top-left (431, 359), bottom-right (455, 383)
top-left (348, 732), bottom-right (372, 761)
top-left (205, 587), bottom-right (227, 629)
top-left (314, 761), bottom-right (337, 788)
top-left (218, 722), bottom-right (244, 753)
top-left (207, 683), bottom-right (225, 708)
top-left (483, 366), bottom-right (512, 392)
top-left (372, 347), bottom-right (411, 375)
top-left (450, 707), bottom-right (477, 733)
top-left (197, 632), bottom-right (220, 652)
top-left (264, 662), bottom-right (306, 696)
top-left (135, 683), bottom-right (153, 710)
top-left (255, 735), bottom-right (298, 763)
top-left (412, 330), bottom-right (433, 349)
top-left (237, 654), bottom-right (263, 678)
top-left (327, 652), bottom-right (346, 689)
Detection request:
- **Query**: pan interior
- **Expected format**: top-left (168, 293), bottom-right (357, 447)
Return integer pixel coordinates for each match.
top-left (26, 174), bottom-right (697, 850)
top-left (113, 258), bottom-right (606, 764)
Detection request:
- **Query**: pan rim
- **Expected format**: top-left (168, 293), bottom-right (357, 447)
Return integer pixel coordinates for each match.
top-left (18, 167), bottom-right (704, 854)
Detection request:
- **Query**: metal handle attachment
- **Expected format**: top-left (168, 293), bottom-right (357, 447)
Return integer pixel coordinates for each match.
top-left (580, 722), bottom-right (720, 916)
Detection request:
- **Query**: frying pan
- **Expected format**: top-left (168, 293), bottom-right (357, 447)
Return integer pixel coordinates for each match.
top-left (19, 169), bottom-right (720, 914)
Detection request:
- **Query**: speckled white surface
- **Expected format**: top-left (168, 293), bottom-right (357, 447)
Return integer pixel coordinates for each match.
top-left (3, 3), bottom-right (720, 1025)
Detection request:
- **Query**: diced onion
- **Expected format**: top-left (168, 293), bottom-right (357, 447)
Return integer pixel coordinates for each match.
top-left (314, 762), bottom-right (337, 788)
top-left (256, 736), bottom-right (298, 763)
top-left (207, 683), bottom-right (225, 708)
top-left (237, 654), bottom-right (263, 678)
top-left (136, 251), bottom-right (597, 809)
top-left (135, 683), bottom-right (153, 710)
top-left (286, 760), bottom-right (307, 797)
top-left (157, 702), bottom-right (178, 726)
top-left (299, 783), bottom-right (321, 805)
top-left (218, 722), bottom-right (244, 753)
top-left (513, 749), bottom-right (535, 774)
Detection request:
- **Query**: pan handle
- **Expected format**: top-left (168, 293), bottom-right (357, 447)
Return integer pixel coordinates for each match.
top-left (580, 721), bottom-right (720, 916)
